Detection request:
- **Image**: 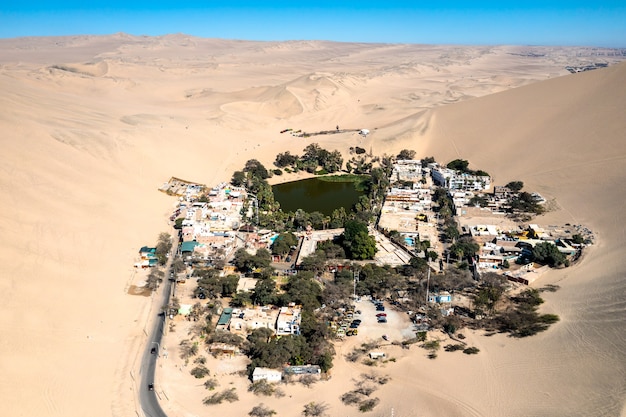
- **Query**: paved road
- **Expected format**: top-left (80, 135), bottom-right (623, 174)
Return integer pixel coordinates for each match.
top-left (139, 236), bottom-right (178, 417)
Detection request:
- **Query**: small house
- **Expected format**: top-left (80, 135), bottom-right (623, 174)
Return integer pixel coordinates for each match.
top-left (369, 352), bottom-right (386, 359)
top-left (252, 367), bottom-right (282, 382)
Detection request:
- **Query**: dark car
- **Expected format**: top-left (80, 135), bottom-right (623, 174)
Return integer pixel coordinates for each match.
top-left (150, 347), bottom-right (157, 354)
top-left (352, 319), bottom-right (362, 325)
top-left (376, 305), bottom-right (385, 311)
top-left (148, 383), bottom-right (154, 391)
top-left (350, 322), bottom-right (359, 328)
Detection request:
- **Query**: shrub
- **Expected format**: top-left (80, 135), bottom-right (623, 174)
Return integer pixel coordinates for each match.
top-left (249, 404), bottom-right (276, 417)
top-left (194, 356), bottom-right (207, 364)
top-left (358, 398), bottom-right (380, 412)
top-left (303, 402), bottom-right (329, 417)
top-left (340, 391), bottom-right (361, 405)
top-left (444, 344), bottom-right (465, 352)
top-left (190, 365), bottom-right (210, 379)
top-left (203, 388), bottom-right (239, 405)
top-left (539, 314), bottom-right (560, 324)
top-left (422, 340), bottom-right (440, 351)
top-left (273, 169), bottom-right (283, 176)
top-left (354, 384), bottom-right (376, 396)
top-left (300, 374), bottom-right (318, 388)
top-left (248, 380), bottom-right (276, 396)
top-left (204, 378), bottom-right (219, 390)
top-left (463, 347), bottom-right (480, 355)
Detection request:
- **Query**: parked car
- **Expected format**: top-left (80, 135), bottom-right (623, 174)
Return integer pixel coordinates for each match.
top-left (376, 313), bottom-right (387, 317)
top-left (376, 305), bottom-right (385, 311)
top-left (378, 317), bottom-right (387, 323)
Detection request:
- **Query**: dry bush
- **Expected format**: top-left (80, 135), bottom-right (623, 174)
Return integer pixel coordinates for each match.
top-left (340, 391), bottom-right (362, 405)
top-left (203, 388), bottom-right (239, 405)
top-left (300, 374), bottom-right (318, 388)
top-left (204, 378), bottom-right (219, 390)
top-left (190, 365), bottom-right (210, 379)
top-left (302, 401), bottom-right (329, 417)
top-left (248, 380), bottom-right (276, 396)
top-left (249, 404), bottom-right (276, 417)
top-left (359, 398), bottom-right (380, 412)
top-left (354, 384), bottom-right (376, 397)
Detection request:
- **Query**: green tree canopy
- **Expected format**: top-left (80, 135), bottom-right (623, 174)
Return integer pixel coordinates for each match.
top-left (244, 159), bottom-right (270, 180)
top-left (532, 242), bottom-right (567, 267)
top-left (448, 237), bottom-right (480, 261)
top-left (447, 159), bottom-right (470, 171)
top-left (270, 232), bottom-right (298, 256)
top-left (505, 181), bottom-right (524, 192)
top-left (396, 149), bottom-right (416, 160)
top-left (341, 220), bottom-right (377, 260)
top-left (252, 277), bottom-right (277, 306)
top-left (275, 151), bottom-right (299, 167)
top-left (231, 170), bottom-right (246, 187)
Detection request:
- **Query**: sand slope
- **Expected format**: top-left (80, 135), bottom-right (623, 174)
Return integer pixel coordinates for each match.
top-left (0, 34), bottom-right (625, 417)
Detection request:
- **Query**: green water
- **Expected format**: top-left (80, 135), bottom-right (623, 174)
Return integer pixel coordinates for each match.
top-left (272, 177), bottom-right (365, 216)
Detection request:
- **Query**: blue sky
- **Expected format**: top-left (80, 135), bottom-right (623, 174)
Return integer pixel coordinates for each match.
top-left (1, 1), bottom-right (625, 47)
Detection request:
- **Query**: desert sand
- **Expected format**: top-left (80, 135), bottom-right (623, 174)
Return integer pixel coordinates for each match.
top-left (0, 34), bottom-right (625, 417)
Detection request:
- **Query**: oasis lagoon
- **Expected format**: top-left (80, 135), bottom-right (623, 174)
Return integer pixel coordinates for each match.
top-left (272, 177), bottom-right (365, 216)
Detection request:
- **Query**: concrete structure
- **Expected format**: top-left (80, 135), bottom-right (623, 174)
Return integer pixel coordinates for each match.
top-left (252, 367), bottom-right (282, 382)
top-left (431, 165), bottom-right (491, 191)
top-left (428, 291), bottom-right (452, 304)
top-left (276, 305), bottom-right (302, 336)
top-left (283, 365), bottom-right (321, 380)
top-left (229, 306), bottom-right (278, 335)
top-left (392, 159), bottom-right (424, 182)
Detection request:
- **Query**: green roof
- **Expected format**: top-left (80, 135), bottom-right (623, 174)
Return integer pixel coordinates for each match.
top-left (217, 308), bottom-right (233, 326)
top-left (180, 241), bottom-right (199, 253)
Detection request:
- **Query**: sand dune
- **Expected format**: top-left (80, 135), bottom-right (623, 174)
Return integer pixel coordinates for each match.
top-left (0, 34), bottom-right (625, 417)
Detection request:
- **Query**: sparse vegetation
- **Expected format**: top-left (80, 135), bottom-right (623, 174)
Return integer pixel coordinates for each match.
top-left (492, 289), bottom-right (560, 337)
top-left (203, 388), bottom-right (239, 405)
top-left (444, 344), bottom-right (465, 352)
top-left (190, 365), bottom-right (210, 378)
top-left (359, 398), bottom-right (380, 412)
top-left (204, 378), bottom-right (219, 390)
top-left (299, 374), bottom-right (319, 388)
top-left (248, 379), bottom-right (279, 396)
top-left (249, 404), bottom-right (276, 417)
top-left (303, 402), bottom-right (329, 417)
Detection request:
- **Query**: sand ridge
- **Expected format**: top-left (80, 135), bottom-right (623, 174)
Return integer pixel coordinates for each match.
top-left (0, 34), bottom-right (625, 417)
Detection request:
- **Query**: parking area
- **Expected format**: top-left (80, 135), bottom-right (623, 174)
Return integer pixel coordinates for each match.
top-left (340, 298), bottom-right (416, 343)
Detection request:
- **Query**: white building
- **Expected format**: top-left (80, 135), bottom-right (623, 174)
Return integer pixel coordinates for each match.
top-left (393, 160), bottom-right (424, 182)
top-left (276, 305), bottom-right (302, 336)
top-left (431, 166), bottom-right (491, 191)
top-left (252, 367), bottom-right (282, 382)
